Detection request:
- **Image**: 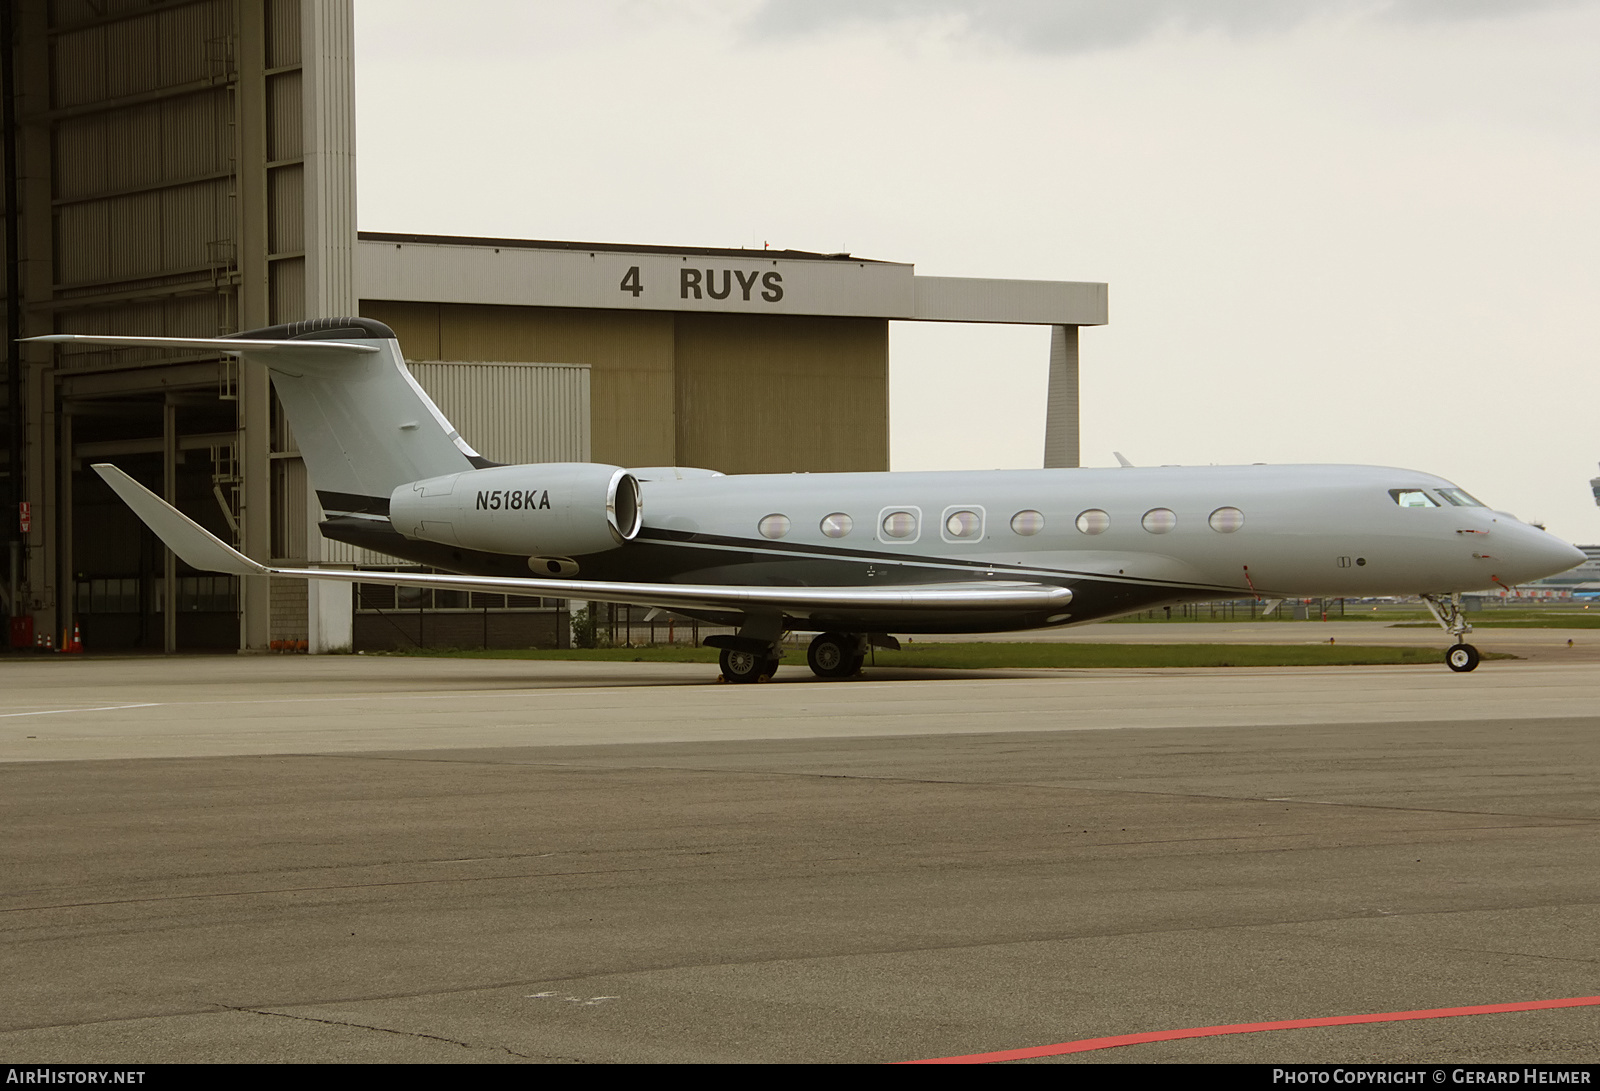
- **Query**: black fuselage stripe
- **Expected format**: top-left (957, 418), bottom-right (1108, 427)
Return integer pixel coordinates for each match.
top-left (316, 512), bottom-right (1249, 597)
top-left (636, 525), bottom-right (1071, 573)
top-left (632, 527), bottom-right (1246, 595)
top-left (318, 490), bottom-right (391, 517)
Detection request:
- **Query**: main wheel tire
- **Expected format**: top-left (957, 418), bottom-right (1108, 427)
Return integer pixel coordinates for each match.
top-left (808, 632), bottom-right (860, 679)
top-left (1446, 643), bottom-right (1481, 672)
top-left (720, 648), bottom-right (772, 683)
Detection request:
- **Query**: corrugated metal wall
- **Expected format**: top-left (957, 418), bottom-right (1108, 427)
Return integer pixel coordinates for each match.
top-left (49, 0), bottom-right (241, 352)
top-left (20, 0), bottom-right (358, 652)
top-left (44, 0), bottom-right (312, 357)
top-left (673, 312), bottom-right (888, 474)
top-left (407, 361), bottom-right (590, 466)
top-left (264, 0), bottom-right (303, 327)
top-left (357, 299), bottom-right (892, 474)
top-left (360, 300), bottom-right (681, 469)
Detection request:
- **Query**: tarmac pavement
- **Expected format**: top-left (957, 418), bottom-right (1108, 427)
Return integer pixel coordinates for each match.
top-left (2, 652), bottom-right (1597, 1063)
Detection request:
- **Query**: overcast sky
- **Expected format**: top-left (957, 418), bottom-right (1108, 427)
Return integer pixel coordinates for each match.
top-left (355, 0), bottom-right (1600, 541)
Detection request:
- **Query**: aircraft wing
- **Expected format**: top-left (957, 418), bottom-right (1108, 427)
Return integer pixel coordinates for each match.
top-left (92, 464), bottom-right (1072, 618)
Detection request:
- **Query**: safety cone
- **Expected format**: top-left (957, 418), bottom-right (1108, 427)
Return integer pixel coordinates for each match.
top-left (64, 623), bottom-right (83, 654)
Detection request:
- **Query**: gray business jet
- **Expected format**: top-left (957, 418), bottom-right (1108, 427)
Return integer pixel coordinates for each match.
top-left (31, 318), bottom-right (1584, 680)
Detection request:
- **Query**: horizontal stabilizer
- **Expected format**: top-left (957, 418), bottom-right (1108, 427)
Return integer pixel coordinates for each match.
top-left (25, 334), bottom-right (378, 357)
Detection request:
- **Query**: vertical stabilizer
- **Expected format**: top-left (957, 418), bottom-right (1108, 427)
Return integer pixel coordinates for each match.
top-left (224, 318), bottom-right (477, 511)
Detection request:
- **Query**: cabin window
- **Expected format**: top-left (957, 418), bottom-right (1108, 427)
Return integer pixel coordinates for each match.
top-left (944, 509), bottom-right (982, 539)
top-left (1390, 489), bottom-right (1438, 508)
top-left (1209, 507), bottom-right (1244, 533)
top-left (1142, 508), bottom-right (1177, 534)
top-left (1437, 488), bottom-right (1485, 508)
top-left (758, 514), bottom-right (791, 539)
top-left (1076, 509), bottom-right (1110, 535)
top-left (881, 510), bottom-right (918, 539)
top-left (820, 512), bottom-right (853, 538)
top-left (1011, 510), bottom-right (1045, 536)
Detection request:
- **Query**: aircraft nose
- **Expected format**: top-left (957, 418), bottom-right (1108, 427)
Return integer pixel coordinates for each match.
top-left (1501, 525), bottom-right (1586, 583)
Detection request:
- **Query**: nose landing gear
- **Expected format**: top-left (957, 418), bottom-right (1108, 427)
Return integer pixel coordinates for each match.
top-left (1421, 592), bottom-right (1480, 672)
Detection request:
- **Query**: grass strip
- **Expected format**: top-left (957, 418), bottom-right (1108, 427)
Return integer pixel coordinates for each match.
top-left (1114, 610), bottom-right (1600, 627)
top-left (1390, 617), bottom-right (1600, 629)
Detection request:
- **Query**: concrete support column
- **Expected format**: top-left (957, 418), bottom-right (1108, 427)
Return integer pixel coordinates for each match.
top-left (304, 464), bottom-right (351, 653)
top-left (25, 360), bottom-right (52, 640)
top-left (18, 0), bottom-right (50, 641)
top-left (301, 0), bottom-right (357, 652)
top-left (234, 0), bottom-right (271, 651)
top-left (162, 401), bottom-right (177, 653)
top-left (301, 0), bottom-right (357, 319)
top-left (1042, 324), bottom-right (1080, 469)
top-left (57, 409), bottom-right (70, 646)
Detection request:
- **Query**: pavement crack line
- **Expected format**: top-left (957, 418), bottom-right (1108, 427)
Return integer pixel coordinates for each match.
top-left (291, 752), bottom-right (1600, 824)
top-left (8, 902), bottom-right (1597, 1040)
top-left (231, 1006), bottom-right (538, 1060)
top-left (294, 752), bottom-right (1600, 824)
top-left (0, 858), bottom-right (754, 914)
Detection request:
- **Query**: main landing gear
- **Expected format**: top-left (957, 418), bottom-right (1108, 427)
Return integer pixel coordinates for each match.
top-left (707, 628), bottom-right (893, 682)
top-left (807, 632), bottom-right (866, 679)
top-left (1421, 592), bottom-right (1480, 672)
top-left (706, 617), bottom-right (786, 684)
top-left (717, 647), bottom-right (781, 684)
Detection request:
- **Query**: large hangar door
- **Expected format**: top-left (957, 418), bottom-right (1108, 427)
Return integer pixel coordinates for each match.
top-left (672, 313), bottom-right (888, 475)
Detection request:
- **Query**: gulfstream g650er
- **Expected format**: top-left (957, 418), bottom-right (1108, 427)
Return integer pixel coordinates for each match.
top-left (31, 318), bottom-right (1584, 680)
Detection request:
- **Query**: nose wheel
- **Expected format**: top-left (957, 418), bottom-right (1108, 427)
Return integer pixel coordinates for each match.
top-left (1445, 643), bottom-right (1481, 672)
top-left (1422, 593), bottom-right (1481, 672)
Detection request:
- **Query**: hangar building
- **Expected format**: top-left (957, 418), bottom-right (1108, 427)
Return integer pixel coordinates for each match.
top-left (0, 0), bottom-right (1107, 654)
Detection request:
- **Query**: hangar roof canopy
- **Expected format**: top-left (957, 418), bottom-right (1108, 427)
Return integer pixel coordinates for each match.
top-left (356, 232), bottom-right (1107, 327)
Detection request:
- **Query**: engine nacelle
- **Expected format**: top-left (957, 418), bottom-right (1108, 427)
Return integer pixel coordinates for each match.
top-left (389, 463), bottom-right (642, 557)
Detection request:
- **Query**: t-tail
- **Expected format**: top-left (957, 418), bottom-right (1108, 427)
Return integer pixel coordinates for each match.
top-left (232, 318), bottom-right (481, 517)
top-left (26, 318), bottom-right (643, 566)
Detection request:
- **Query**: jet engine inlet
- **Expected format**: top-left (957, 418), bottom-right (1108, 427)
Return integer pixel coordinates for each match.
top-left (608, 468), bottom-right (642, 544)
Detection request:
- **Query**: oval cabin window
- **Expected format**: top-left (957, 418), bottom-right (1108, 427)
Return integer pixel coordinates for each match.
top-left (1208, 507), bottom-right (1244, 533)
top-left (945, 510), bottom-right (981, 538)
top-left (1076, 509), bottom-right (1110, 535)
top-left (1011, 510), bottom-right (1045, 536)
top-left (1142, 508), bottom-right (1177, 534)
top-left (881, 511), bottom-right (917, 539)
top-left (820, 512), bottom-right (853, 538)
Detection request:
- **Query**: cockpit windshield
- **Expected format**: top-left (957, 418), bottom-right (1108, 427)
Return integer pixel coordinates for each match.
top-left (1436, 487), bottom-right (1485, 508)
top-left (1390, 489), bottom-right (1437, 508)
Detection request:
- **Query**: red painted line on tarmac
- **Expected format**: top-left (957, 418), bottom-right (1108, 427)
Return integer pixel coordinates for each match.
top-left (900, 995), bottom-right (1600, 1064)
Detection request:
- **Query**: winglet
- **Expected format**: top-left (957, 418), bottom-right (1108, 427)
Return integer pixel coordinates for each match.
top-left (91, 464), bottom-right (268, 577)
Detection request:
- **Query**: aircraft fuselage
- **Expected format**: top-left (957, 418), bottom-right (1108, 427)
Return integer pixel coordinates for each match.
top-left (325, 462), bottom-right (1582, 634)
